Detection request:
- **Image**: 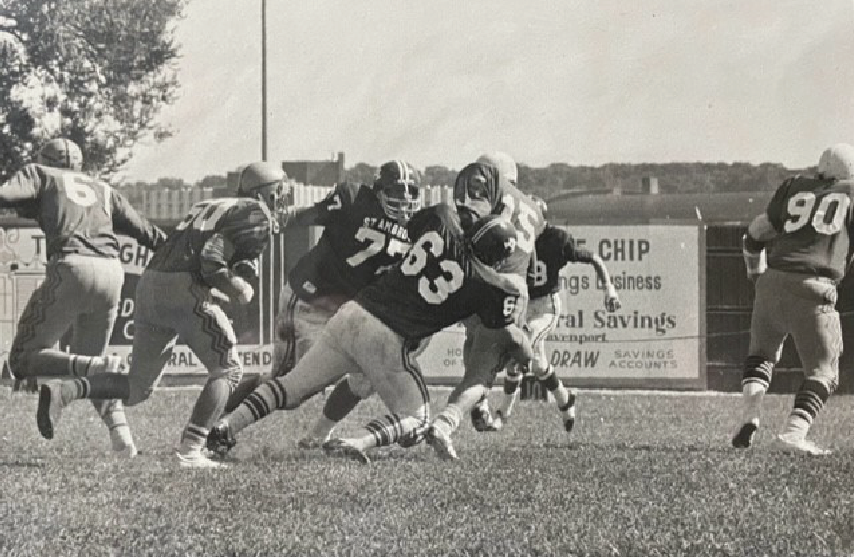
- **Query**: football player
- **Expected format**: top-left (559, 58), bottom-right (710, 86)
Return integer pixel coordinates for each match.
top-left (428, 154), bottom-right (545, 456)
top-left (493, 198), bottom-right (621, 431)
top-left (37, 161), bottom-right (287, 468)
top-left (217, 160), bottom-right (421, 452)
top-left (0, 138), bottom-right (166, 456)
top-left (207, 207), bottom-right (533, 464)
top-left (732, 143), bottom-right (854, 455)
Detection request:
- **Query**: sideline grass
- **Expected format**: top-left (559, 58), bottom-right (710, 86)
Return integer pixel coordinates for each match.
top-left (1, 388), bottom-right (853, 556)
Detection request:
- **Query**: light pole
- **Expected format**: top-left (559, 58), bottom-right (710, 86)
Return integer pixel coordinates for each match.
top-left (261, 0), bottom-right (268, 162)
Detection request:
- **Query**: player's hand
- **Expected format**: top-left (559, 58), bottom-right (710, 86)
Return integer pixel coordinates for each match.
top-left (232, 259), bottom-right (259, 281)
top-left (233, 277), bottom-right (254, 304)
top-left (604, 287), bottom-right (621, 312)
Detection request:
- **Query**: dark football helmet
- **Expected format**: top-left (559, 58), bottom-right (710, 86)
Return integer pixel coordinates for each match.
top-left (374, 160), bottom-right (422, 224)
top-left (466, 214), bottom-right (517, 268)
top-left (38, 138), bottom-right (83, 171)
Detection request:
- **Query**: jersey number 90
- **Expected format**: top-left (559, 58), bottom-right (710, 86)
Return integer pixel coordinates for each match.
top-left (784, 192), bottom-right (851, 235)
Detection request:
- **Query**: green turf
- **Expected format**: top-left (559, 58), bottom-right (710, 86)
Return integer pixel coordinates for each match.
top-left (1, 387), bottom-right (852, 557)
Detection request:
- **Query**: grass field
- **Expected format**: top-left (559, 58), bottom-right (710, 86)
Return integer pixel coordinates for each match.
top-left (1, 387), bottom-right (854, 557)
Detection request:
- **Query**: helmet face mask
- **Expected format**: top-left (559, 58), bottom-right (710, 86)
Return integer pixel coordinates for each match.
top-left (454, 163), bottom-right (497, 232)
top-left (38, 138), bottom-right (83, 171)
top-left (477, 151), bottom-right (518, 188)
top-left (238, 161), bottom-right (288, 232)
top-left (375, 160), bottom-right (422, 224)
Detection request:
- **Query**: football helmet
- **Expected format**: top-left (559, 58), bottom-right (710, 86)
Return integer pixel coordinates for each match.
top-left (818, 143), bottom-right (854, 180)
top-left (454, 162), bottom-right (500, 232)
top-left (374, 160), bottom-right (422, 224)
top-left (238, 161), bottom-right (288, 231)
top-left (477, 151), bottom-right (518, 187)
top-left (466, 214), bottom-right (517, 267)
top-left (37, 139), bottom-right (83, 171)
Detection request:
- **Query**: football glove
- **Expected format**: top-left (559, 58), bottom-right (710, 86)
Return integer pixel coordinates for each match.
top-left (231, 276), bottom-right (254, 304)
top-left (604, 286), bottom-right (621, 312)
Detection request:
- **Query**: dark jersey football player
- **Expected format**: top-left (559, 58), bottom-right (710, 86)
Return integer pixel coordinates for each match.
top-left (207, 206), bottom-right (534, 463)
top-left (218, 160), bottom-right (421, 450)
top-left (0, 138), bottom-right (166, 456)
top-left (733, 143), bottom-right (854, 456)
top-left (38, 161), bottom-right (287, 468)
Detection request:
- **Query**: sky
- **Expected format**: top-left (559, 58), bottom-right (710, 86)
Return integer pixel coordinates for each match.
top-left (121, 0), bottom-right (854, 183)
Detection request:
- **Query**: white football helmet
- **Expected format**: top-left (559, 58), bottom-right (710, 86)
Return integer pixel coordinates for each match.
top-left (477, 151), bottom-right (518, 187)
top-left (238, 161), bottom-right (288, 230)
top-left (38, 138), bottom-right (83, 171)
top-left (818, 143), bottom-right (854, 180)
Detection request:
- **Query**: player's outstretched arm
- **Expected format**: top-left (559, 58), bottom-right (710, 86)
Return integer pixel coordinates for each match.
top-left (0, 164), bottom-right (40, 206)
top-left (111, 190), bottom-right (168, 250)
top-left (588, 254), bottom-right (621, 312)
top-left (200, 233), bottom-right (254, 304)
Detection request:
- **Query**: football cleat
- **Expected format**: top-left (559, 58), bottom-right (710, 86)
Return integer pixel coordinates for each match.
top-left (36, 383), bottom-right (65, 440)
top-left (426, 426), bottom-right (459, 461)
top-left (206, 423), bottom-right (237, 458)
top-left (774, 433), bottom-right (831, 456)
top-left (297, 436), bottom-right (326, 450)
top-left (111, 444), bottom-right (139, 458)
top-left (731, 422), bottom-right (758, 449)
top-left (491, 410), bottom-right (506, 431)
top-left (176, 450), bottom-right (228, 468)
top-left (471, 401), bottom-right (500, 433)
top-left (321, 438), bottom-right (370, 465)
top-left (13, 376), bottom-right (38, 393)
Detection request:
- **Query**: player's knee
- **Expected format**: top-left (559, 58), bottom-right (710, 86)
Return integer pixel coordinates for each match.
top-left (208, 364), bottom-right (244, 391)
top-left (125, 386), bottom-right (152, 407)
top-left (742, 354), bottom-right (774, 389)
top-left (810, 368), bottom-right (839, 395)
top-left (531, 357), bottom-right (550, 379)
top-left (7, 348), bottom-right (28, 379)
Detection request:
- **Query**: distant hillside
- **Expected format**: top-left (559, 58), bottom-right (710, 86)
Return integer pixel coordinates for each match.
top-left (347, 161), bottom-right (808, 199)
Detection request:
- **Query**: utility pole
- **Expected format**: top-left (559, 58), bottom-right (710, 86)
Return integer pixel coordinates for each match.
top-left (261, 0), bottom-right (268, 161)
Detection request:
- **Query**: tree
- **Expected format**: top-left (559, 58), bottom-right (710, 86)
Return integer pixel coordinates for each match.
top-left (0, 0), bottom-right (186, 181)
top-left (346, 162), bottom-right (377, 185)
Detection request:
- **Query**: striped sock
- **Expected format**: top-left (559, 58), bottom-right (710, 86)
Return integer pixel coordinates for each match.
top-left (227, 378), bottom-right (288, 435)
top-left (60, 378), bottom-right (90, 405)
top-left (94, 400), bottom-right (135, 451)
top-left (432, 405), bottom-right (462, 437)
top-left (539, 366), bottom-right (570, 408)
top-left (179, 423), bottom-right (209, 454)
top-left (365, 414), bottom-right (406, 448)
top-left (784, 379), bottom-right (831, 438)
